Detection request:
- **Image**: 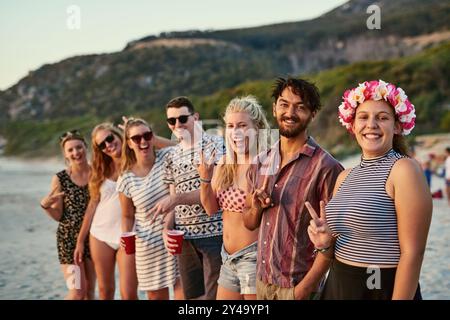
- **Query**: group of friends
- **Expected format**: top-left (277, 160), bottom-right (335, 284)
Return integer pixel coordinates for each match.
top-left (40, 77), bottom-right (433, 300)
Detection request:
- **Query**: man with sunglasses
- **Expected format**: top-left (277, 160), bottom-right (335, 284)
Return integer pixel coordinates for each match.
top-left (154, 96), bottom-right (224, 300)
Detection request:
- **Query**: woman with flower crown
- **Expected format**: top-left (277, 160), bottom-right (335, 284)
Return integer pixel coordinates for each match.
top-left (305, 80), bottom-right (432, 299)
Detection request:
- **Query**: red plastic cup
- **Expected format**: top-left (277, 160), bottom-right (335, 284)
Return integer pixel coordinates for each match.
top-left (167, 230), bottom-right (184, 255)
top-left (121, 232), bottom-right (136, 254)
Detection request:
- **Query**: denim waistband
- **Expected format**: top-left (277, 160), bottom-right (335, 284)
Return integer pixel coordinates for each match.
top-left (222, 241), bottom-right (257, 260)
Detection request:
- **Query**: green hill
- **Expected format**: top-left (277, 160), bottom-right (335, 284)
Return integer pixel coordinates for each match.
top-left (3, 42), bottom-right (449, 158)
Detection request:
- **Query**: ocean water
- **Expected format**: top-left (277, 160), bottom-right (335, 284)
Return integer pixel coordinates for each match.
top-left (0, 156), bottom-right (448, 299)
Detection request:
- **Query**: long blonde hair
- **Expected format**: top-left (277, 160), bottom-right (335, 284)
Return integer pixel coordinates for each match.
top-left (121, 118), bottom-right (152, 173)
top-left (89, 123), bottom-right (123, 201)
top-left (213, 95), bottom-right (269, 191)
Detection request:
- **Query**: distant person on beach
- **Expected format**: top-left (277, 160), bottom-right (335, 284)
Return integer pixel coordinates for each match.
top-left (158, 96), bottom-right (225, 300)
top-left (116, 118), bottom-right (182, 300)
top-left (446, 147), bottom-right (450, 206)
top-left (197, 96), bottom-right (269, 299)
top-left (243, 77), bottom-right (343, 300)
top-left (73, 123), bottom-right (138, 300)
top-left (306, 80), bottom-right (432, 299)
top-left (421, 154), bottom-right (434, 187)
top-left (40, 130), bottom-right (96, 300)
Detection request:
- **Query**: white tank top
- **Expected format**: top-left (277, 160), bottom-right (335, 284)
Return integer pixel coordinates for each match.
top-left (90, 179), bottom-right (122, 245)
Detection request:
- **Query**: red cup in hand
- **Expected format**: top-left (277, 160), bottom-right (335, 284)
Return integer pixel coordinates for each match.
top-left (121, 232), bottom-right (136, 254)
top-left (167, 230), bottom-right (184, 255)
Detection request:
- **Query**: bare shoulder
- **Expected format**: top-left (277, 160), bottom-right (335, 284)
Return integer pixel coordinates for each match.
top-left (50, 175), bottom-right (62, 189)
top-left (332, 168), bottom-right (352, 195)
top-left (336, 168), bottom-right (352, 186)
top-left (391, 157), bottom-right (422, 177)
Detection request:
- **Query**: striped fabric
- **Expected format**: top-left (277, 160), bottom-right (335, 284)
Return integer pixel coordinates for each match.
top-left (326, 149), bottom-right (405, 266)
top-left (117, 148), bottom-right (178, 291)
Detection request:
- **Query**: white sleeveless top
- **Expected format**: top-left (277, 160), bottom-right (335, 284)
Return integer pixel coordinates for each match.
top-left (90, 179), bottom-right (122, 245)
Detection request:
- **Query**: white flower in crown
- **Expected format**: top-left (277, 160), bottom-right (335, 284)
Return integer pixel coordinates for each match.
top-left (399, 111), bottom-right (414, 123)
top-left (395, 101), bottom-right (408, 113)
top-left (374, 80), bottom-right (389, 100)
top-left (354, 84), bottom-right (366, 104)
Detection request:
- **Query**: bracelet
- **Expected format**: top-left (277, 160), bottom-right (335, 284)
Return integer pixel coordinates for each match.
top-left (313, 246), bottom-right (331, 254)
top-left (200, 178), bottom-right (212, 184)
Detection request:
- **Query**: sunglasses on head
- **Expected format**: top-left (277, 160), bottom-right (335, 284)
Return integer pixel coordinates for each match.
top-left (166, 114), bottom-right (192, 126)
top-left (97, 133), bottom-right (115, 151)
top-left (59, 130), bottom-right (82, 142)
top-left (129, 131), bottom-right (153, 144)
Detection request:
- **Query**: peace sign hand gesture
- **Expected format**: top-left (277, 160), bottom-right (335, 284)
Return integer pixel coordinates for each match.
top-left (305, 201), bottom-right (333, 250)
top-left (251, 174), bottom-right (272, 211)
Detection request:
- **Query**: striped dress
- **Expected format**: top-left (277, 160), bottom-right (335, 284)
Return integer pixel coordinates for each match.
top-left (117, 148), bottom-right (178, 291)
top-left (326, 149), bottom-right (405, 266)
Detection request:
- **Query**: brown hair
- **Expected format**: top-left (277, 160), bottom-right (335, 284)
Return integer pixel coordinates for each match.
top-left (271, 77), bottom-right (322, 113)
top-left (89, 123), bottom-right (123, 201)
top-left (120, 118), bottom-right (152, 173)
top-left (212, 96), bottom-right (270, 191)
top-left (165, 96), bottom-right (195, 113)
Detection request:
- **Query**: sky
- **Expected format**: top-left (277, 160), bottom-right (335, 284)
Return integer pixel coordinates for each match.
top-left (0, 0), bottom-right (347, 90)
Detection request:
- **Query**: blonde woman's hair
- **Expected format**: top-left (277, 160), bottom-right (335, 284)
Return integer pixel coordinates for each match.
top-left (213, 95), bottom-right (270, 191)
top-left (88, 123), bottom-right (123, 201)
top-left (121, 118), bottom-right (152, 173)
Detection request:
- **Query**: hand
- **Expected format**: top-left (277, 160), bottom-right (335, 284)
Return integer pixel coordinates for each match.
top-left (73, 243), bottom-right (84, 265)
top-left (294, 283), bottom-right (312, 300)
top-left (147, 195), bottom-right (176, 223)
top-left (251, 174), bottom-right (272, 211)
top-left (120, 238), bottom-right (126, 250)
top-left (117, 116), bottom-right (128, 131)
top-left (162, 228), bottom-right (179, 254)
top-left (305, 201), bottom-right (333, 250)
top-left (196, 150), bottom-right (216, 181)
top-left (41, 185), bottom-right (65, 209)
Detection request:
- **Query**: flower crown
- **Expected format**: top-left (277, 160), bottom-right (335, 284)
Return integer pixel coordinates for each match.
top-left (338, 80), bottom-right (416, 135)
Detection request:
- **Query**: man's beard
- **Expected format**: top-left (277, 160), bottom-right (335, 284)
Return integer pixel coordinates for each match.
top-left (277, 115), bottom-right (312, 138)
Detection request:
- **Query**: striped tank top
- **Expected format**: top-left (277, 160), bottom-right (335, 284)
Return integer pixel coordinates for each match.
top-left (326, 149), bottom-right (405, 265)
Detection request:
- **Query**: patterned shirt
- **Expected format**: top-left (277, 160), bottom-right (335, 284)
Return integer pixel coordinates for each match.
top-left (163, 132), bottom-right (225, 239)
top-left (247, 137), bottom-right (343, 288)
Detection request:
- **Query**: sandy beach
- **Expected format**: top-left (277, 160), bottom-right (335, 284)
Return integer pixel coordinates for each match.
top-left (0, 145), bottom-right (449, 299)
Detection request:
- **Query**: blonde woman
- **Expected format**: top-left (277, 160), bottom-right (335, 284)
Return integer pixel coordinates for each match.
top-left (74, 123), bottom-right (138, 300)
top-left (197, 96), bottom-right (269, 299)
top-left (117, 118), bottom-right (182, 300)
top-left (40, 130), bottom-right (96, 299)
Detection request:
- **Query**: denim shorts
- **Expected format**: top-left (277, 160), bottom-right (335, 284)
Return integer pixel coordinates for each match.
top-left (217, 242), bottom-right (257, 295)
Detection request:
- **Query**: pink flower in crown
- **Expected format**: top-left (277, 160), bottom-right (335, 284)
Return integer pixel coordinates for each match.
top-left (338, 80), bottom-right (416, 136)
top-left (338, 102), bottom-right (354, 121)
top-left (345, 89), bottom-right (358, 108)
top-left (387, 84), bottom-right (398, 107)
top-left (365, 80), bottom-right (378, 99)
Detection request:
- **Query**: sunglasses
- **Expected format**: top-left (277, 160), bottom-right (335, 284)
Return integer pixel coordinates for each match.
top-left (97, 134), bottom-right (115, 151)
top-left (129, 131), bottom-right (153, 144)
top-left (59, 130), bottom-right (83, 142)
top-left (166, 114), bottom-right (192, 126)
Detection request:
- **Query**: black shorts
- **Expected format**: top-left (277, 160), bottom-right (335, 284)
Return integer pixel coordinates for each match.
top-left (177, 236), bottom-right (223, 300)
top-left (320, 259), bottom-right (422, 300)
